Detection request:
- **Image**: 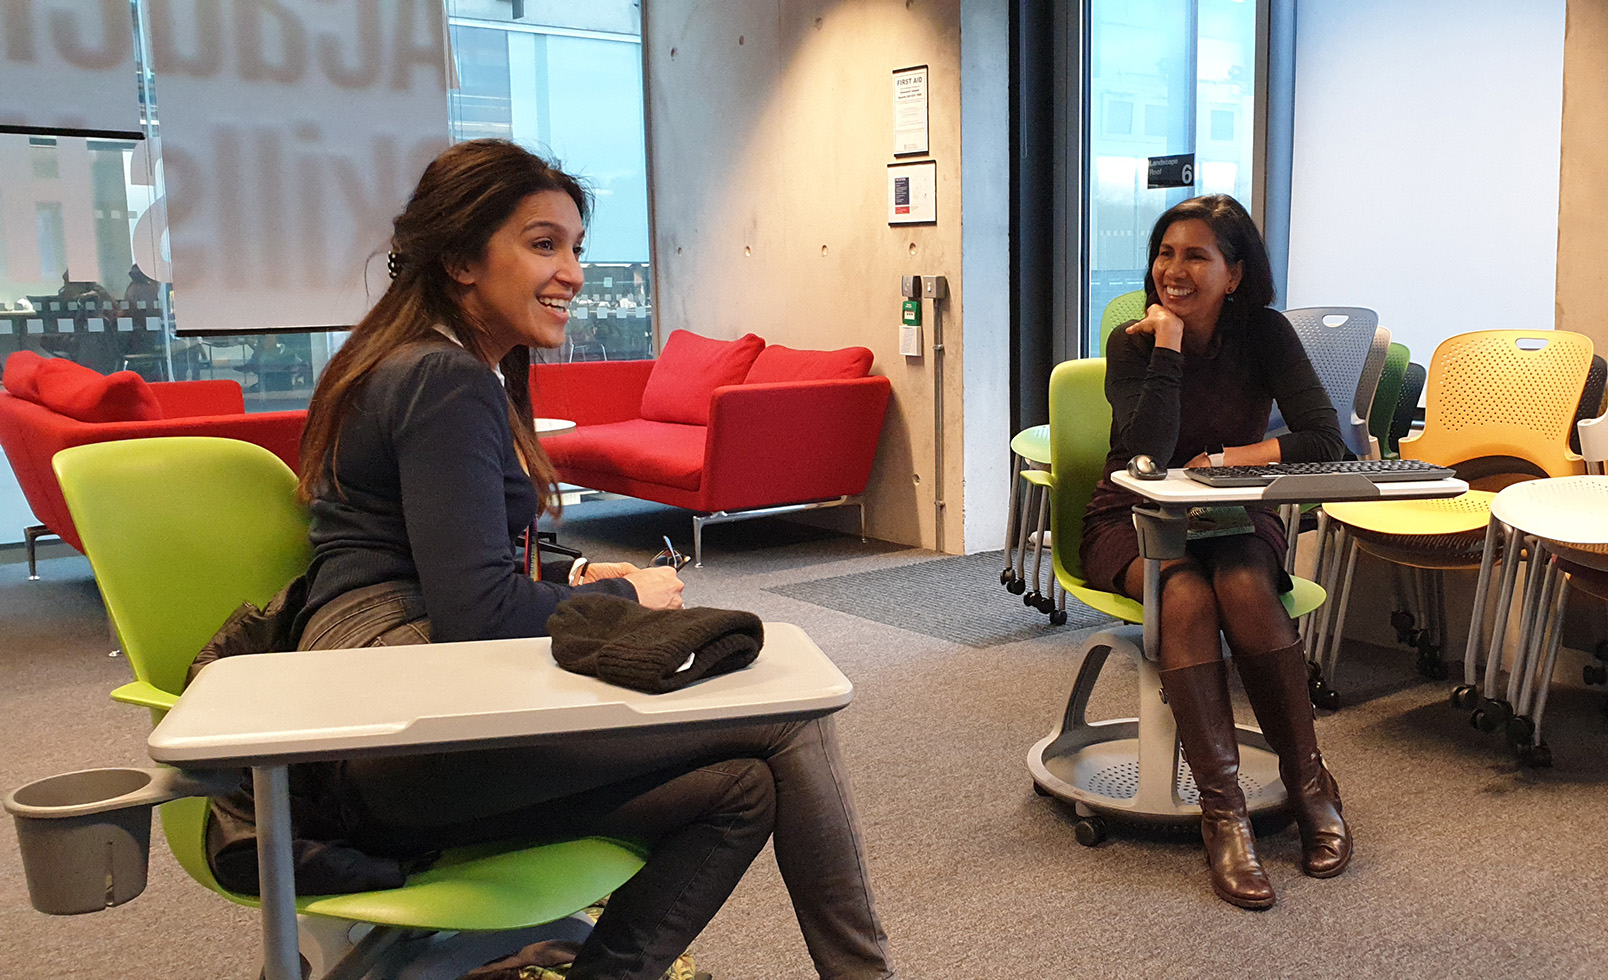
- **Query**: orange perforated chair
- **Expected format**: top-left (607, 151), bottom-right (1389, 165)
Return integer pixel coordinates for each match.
top-left (1302, 330), bottom-right (1595, 707)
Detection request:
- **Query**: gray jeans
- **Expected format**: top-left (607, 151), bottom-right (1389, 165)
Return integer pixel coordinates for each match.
top-left (300, 582), bottom-right (893, 980)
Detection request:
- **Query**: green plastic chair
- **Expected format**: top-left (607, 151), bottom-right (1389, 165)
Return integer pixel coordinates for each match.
top-left (1368, 343), bottom-right (1411, 459)
top-left (53, 437), bottom-right (646, 974)
top-left (1097, 290), bottom-right (1148, 356)
top-left (1020, 358), bottom-right (1325, 624)
top-left (1023, 359), bottom-right (1324, 843)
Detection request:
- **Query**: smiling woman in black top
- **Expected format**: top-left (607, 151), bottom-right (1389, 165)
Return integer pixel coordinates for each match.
top-left (1081, 195), bottom-right (1351, 911)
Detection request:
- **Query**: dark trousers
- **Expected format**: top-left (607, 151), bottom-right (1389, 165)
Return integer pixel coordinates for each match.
top-left (302, 582), bottom-right (893, 980)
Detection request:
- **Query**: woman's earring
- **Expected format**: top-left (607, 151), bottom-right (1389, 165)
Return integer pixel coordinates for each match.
top-left (386, 251), bottom-right (404, 280)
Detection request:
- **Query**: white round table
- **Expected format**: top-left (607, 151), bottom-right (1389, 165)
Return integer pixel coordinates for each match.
top-left (535, 417), bottom-right (576, 437)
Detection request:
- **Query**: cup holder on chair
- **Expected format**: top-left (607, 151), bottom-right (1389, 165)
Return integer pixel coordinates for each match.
top-left (4, 766), bottom-right (231, 915)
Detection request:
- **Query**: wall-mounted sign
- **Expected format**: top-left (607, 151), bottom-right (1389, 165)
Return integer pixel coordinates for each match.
top-left (892, 65), bottom-right (929, 156)
top-left (1147, 153), bottom-right (1197, 189)
top-left (888, 160), bottom-right (937, 225)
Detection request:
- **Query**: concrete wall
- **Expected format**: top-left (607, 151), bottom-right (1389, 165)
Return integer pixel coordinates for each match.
top-left (642, 0), bottom-right (1009, 552)
top-left (1556, 0), bottom-right (1608, 350)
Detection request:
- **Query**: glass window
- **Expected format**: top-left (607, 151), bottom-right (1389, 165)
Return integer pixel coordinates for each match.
top-left (446, 3), bottom-right (653, 362)
top-left (1084, 0), bottom-right (1260, 352)
top-left (1210, 108), bottom-right (1235, 141)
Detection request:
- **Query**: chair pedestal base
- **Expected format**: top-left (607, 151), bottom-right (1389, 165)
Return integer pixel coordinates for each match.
top-left (1028, 625), bottom-right (1287, 829)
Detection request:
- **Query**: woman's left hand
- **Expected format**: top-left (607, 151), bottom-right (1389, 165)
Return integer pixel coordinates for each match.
top-left (581, 561), bottom-right (639, 583)
top-left (1184, 452), bottom-right (1212, 469)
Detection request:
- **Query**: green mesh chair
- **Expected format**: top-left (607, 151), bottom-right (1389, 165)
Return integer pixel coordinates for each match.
top-left (53, 437), bottom-right (646, 978)
top-left (1368, 343), bottom-right (1411, 460)
top-left (1024, 359), bottom-right (1324, 845)
top-left (1096, 290), bottom-right (1148, 356)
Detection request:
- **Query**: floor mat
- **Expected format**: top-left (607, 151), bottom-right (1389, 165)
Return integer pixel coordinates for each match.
top-left (766, 550), bottom-right (1113, 648)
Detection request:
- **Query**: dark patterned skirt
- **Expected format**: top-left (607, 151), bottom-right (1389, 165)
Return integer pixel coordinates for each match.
top-left (1079, 504), bottom-right (1292, 598)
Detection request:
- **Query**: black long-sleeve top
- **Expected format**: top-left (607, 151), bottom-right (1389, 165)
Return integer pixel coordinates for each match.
top-left (1084, 305), bottom-right (1347, 530)
top-left (298, 341), bottom-right (634, 642)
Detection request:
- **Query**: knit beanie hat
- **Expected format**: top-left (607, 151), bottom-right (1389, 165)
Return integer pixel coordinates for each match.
top-left (548, 594), bottom-right (764, 693)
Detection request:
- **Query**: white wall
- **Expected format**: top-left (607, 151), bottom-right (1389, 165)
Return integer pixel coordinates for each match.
top-left (1285, 0), bottom-right (1566, 362)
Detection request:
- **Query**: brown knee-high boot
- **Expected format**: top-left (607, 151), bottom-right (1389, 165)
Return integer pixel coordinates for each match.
top-left (1233, 641), bottom-right (1352, 878)
top-left (1159, 659), bottom-right (1276, 910)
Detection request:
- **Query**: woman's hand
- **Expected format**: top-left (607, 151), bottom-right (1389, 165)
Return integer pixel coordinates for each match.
top-left (624, 566), bottom-right (686, 610)
top-left (1184, 452), bottom-right (1212, 469)
top-left (580, 561), bottom-right (639, 583)
top-left (1126, 303), bottom-right (1186, 351)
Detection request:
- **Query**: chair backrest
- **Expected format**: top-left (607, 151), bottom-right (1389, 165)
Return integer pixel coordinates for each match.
top-left (53, 437), bottom-right (312, 701)
top-left (1045, 358), bottom-right (1112, 585)
top-left (1404, 330), bottom-right (1595, 477)
top-left (1369, 342), bottom-right (1411, 454)
top-left (1269, 307), bottom-right (1380, 457)
top-left (1571, 354), bottom-right (1606, 454)
top-left (1390, 361), bottom-right (1426, 455)
top-left (1579, 412), bottom-right (1608, 474)
top-left (1352, 326), bottom-right (1392, 459)
top-left (1097, 290), bottom-right (1147, 355)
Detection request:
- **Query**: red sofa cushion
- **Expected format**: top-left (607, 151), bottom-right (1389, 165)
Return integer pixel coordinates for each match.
top-left (639, 330), bottom-right (764, 425)
top-left (32, 359), bottom-right (163, 423)
top-left (543, 419), bottom-right (706, 492)
top-left (3, 351), bottom-right (49, 401)
top-left (744, 344), bottom-right (874, 383)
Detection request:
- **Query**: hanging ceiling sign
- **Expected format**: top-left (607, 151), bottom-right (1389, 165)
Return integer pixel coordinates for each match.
top-left (0, 1), bottom-right (143, 137)
top-left (1147, 153), bottom-right (1196, 189)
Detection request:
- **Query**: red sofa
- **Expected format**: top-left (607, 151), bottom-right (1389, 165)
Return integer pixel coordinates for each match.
top-left (531, 330), bottom-right (892, 563)
top-left (0, 351), bottom-right (306, 578)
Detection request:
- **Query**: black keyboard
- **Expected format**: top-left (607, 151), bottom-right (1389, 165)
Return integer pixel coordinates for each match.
top-left (1185, 459), bottom-right (1456, 488)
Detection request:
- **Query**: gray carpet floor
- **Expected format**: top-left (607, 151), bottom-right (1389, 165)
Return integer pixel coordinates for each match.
top-left (4, 499), bottom-right (1608, 979)
top-left (767, 551), bottom-right (1107, 648)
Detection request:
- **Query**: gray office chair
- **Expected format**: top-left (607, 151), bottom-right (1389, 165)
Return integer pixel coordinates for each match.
top-left (1267, 307), bottom-right (1385, 459)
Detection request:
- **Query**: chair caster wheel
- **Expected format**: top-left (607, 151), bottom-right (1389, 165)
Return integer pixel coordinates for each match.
top-left (1469, 708), bottom-right (1485, 730)
top-left (1517, 742), bottom-right (1553, 768)
top-left (1035, 595), bottom-right (1055, 614)
top-left (1073, 815), bottom-right (1108, 847)
top-left (1049, 609), bottom-right (1068, 626)
top-left (1585, 663), bottom-right (1607, 686)
top-left (1477, 699), bottom-right (1512, 732)
top-left (1451, 685), bottom-right (1480, 710)
top-left (1001, 567), bottom-right (1017, 586)
top-left (1024, 590), bottom-right (1042, 608)
top-left (1033, 781), bottom-right (1052, 797)
top-left (1505, 715), bottom-right (1536, 747)
top-left (1006, 579), bottom-right (1027, 595)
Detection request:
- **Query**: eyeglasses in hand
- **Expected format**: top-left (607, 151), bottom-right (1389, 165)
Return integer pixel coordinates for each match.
top-left (649, 535), bottom-right (691, 572)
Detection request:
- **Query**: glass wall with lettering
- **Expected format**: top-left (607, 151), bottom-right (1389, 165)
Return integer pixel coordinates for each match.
top-left (0, 1), bottom-right (653, 546)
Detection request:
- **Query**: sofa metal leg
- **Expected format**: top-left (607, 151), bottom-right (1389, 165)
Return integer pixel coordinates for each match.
top-left (23, 525), bottom-right (53, 581)
top-left (691, 496), bottom-right (863, 566)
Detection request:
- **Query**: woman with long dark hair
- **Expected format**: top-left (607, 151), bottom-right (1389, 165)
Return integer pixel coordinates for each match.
top-left (232, 139), bottom-right (895, 980)
top-left (1080, 195), bottom-right (1351, 910)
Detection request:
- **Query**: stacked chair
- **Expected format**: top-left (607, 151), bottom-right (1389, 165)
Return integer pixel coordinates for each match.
top-left (1304, 330), bottom-right (1596, 712)
top-left (1267, 308), bottom-right (1390, 576)
top-left (52, 437), bottom-right (647, 979)
top-left (1001, 423), bottom-right (1068, 625)
top-left (1001, 290), bottom-right (1150, 627)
